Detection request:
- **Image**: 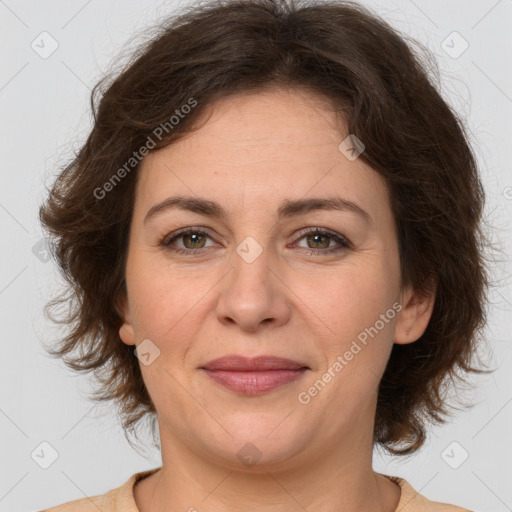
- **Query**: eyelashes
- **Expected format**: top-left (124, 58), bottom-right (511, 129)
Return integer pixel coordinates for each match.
top-left (161, 226), bottom-right (351, 256)
top-left (162, 228), bottom-right (213, 253)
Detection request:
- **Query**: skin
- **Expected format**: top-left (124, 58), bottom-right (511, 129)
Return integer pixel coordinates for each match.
top-left (118, 87), bottom-right (436, 512)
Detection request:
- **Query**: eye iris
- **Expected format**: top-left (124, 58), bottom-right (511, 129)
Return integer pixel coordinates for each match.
top-left (307, 233), bottom-right (329, 249)
top-left (183, 233), bottom-right (206, 249)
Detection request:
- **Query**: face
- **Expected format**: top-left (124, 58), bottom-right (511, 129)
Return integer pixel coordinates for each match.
top-left (119, 87), bottom-right (434, 471)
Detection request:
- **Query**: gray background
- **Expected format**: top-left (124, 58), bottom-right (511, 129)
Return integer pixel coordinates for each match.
top-left (0, 1), bottom-right (510, 511)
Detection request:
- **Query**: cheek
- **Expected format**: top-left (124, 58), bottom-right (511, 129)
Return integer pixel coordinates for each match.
top-left (301, 262), bottom-right (399, 346)
top-left (125, 254), bottom-right (215, 342)
top-left (298, 268), bottom-right (399, 413)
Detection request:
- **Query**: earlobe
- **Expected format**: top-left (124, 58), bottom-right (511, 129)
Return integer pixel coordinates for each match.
top-left (394, 282), bottom-right (436, 345)
top-left (115, 292), bottom-right (136, 346)
top-left (119, 323), bottom-right (136, 346)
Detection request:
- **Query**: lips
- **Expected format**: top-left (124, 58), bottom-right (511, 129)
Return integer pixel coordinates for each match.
top-left (201, 355), bottom-right (308, 371)
top-left (200, 355), bottom-right (309, 395)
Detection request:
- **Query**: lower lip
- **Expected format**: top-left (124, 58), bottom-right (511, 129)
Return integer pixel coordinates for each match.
top-left (201, 369), bottom-right (307, 395)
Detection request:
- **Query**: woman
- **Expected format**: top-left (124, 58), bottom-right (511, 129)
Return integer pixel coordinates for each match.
top-left (39, 0), bottom-right (490, 510)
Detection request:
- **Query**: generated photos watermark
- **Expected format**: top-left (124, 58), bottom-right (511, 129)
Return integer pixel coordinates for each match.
top-left (297, 301), bottom-right (403, 405)
top-left (93, 97), bottom-right (198, 200)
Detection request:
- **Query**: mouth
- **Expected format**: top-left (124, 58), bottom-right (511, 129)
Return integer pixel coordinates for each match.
top-left (200, 355), bottom-right (310, 396)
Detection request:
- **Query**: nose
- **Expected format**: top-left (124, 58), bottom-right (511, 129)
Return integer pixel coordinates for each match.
top-left (215, 245), bottom-right (291, 333)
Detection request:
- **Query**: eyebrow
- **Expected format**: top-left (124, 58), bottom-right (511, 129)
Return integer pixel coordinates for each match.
top-left (144, 195), bottom-right (372, 225)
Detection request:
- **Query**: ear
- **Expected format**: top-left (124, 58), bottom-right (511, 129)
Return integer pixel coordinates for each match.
top-left (394, 279), bottom-right (437, 345)
top-left (115, 291), bottom-right (136, 346)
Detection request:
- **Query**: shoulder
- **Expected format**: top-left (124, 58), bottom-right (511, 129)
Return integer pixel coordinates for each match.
top-left (389, 475), bottom-right (473, 511)
top-left (40, 468), bottom-right (160, 512)
top-left (40, 493), bottom-right (105, 512)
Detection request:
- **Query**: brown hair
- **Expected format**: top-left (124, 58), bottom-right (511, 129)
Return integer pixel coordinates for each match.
top-left (40, 0), bottom-right (493, 455)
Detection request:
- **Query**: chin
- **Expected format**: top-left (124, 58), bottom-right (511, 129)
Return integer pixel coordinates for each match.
top-left (193, 415), bottom-right (313, 471)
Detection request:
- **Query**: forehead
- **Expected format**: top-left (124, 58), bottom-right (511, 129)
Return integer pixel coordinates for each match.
top-left (135, 87), bottom-right (391, 222)
top-left (183, 87), bottom-right (343, 153)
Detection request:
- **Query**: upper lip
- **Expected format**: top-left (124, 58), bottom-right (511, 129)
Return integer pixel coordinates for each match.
top-left (201, 355), bottom-right (309, 371)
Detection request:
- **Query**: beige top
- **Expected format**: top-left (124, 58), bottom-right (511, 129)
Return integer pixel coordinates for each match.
top-left (41, 468), bottom-right (472, 511)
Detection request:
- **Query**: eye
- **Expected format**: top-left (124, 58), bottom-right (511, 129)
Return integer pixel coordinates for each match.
top-left (161, 228), bottom-right (217, 254)
top-left (292, 228), bottom-right (351, 255)
top-left (161, 227), bottom-right (351, 256)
